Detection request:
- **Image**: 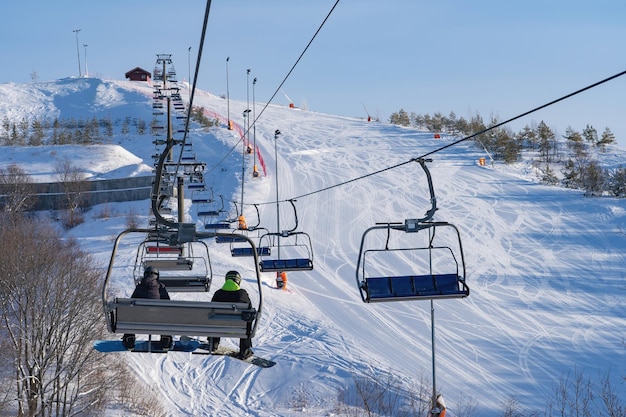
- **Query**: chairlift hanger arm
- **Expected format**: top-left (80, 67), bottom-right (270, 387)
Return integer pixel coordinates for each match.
top-left (233, 201), bottom-right (261, 231)
top-left (151, 140), bottom-right (181, 230)
top-left (371, 158), bottom-right (437, 231)
top-left (102, 227), bottom-right (155, 331)
top-left (414, 158), bottom-right (437, 223)
top-left (284, 199), bottom-right (299, 234)
top-left (288, 199), bottom-right (299, 233)
top-left (246, 203), bottom-right (262, 230)
top-left (271, 199), bottom-right (300, 235)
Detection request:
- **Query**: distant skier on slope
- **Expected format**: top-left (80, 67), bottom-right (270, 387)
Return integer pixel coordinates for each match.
top-left (276, 271), bottom-right (288, 291)
top-left (431, 393), bottom-right (447, 417)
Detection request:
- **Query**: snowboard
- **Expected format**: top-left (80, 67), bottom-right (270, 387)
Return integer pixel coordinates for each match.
top-left (93, 339), bottom-right (199, 353)
top-left (194, 343), bottom-right (277, 368)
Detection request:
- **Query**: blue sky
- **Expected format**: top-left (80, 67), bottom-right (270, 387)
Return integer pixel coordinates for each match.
top-left (4, 1), bottom-right (626, 146)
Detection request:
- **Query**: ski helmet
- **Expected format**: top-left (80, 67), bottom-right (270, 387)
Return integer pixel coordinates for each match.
top-left (144, 266), bottom-right (159, 279)
top-left (225, 270), bottom-right (241, 285)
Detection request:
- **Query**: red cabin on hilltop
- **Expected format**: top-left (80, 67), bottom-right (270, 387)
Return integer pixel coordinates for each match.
top-left (125, 67), bottom-right (151, 82)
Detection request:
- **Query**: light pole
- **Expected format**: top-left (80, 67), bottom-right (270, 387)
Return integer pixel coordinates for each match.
top-left (274, 129), bottom-right (284, 288)
top-left (274, 129), bottom-right (281, 245)
top-left (226, 57), bottom-right (231, 129)
top-left (246, 68), bottom-right (251, 150)
top-left (241, 109), bottom-right (251, 208)
top-left (83, 44), bottom-right (88, 77)
top-left (252, 77), bottom-right (258, 177)
top-left (73, 29), bottom-right (82, 77)
top-left (187, 46), bottom-right (191, 102)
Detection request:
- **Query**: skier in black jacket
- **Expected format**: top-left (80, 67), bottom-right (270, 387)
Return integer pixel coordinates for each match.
top-left (122, 266), bottom-right (171, 349)
top-left (209, 270), bottom-right (254, 359)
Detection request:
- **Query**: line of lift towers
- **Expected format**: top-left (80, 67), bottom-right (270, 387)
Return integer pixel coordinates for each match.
top-left (101, 54), bottom-right (468, 416)
top-left (102, 54), bottom-right (313, 362)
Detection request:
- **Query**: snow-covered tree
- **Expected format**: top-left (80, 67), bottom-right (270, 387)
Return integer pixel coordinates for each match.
top-left (0, 215), bottom-right (110, 416)
top-left (0, 164), bottom-right (36, 213)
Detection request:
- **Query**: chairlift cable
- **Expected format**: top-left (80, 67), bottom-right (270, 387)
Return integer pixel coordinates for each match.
top-left (204, 0), bottom-right (341, 178)
top-left (418, 68), bottom-right (626, 160)
top-left (250, 0), bottom-right (341, 130)
top-left (278, 68), bottom-right (626, 203)
top-left (173, 0), bottom-right (213, 176)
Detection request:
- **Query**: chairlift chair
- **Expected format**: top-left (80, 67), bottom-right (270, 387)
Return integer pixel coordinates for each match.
top-left (197, 193), bottom-right (235, 229)
top-left (257, 200), bottom-right (314, 272)
top-left (101, 135), bottom-right (265, 341)
top-left (196, 196), bottom-right (225, 217)
top-left (355, 158), bottom-right (469, 303)
top-left (258, 231), bottom-right (314, 272)
top-left (133, 238), bottom-right (212, 292)
top-left (223, 204), bottom-right (272, 257)
top-left (102, 227), bottom-right (264, 341)
top-left (230, 228), bottom-right (272, 258)
top-left (356, 220), bottom-right (469, 303)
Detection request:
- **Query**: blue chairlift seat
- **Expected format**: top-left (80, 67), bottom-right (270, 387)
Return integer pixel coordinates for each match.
top-left (231, 246), bottom-right (271, 257)
top-left (259, 257), bottom-right (313, 272)
top-left (192, 198), bottom-right (211, 204)
top-left (215, 235), bottom-right (247, 244)
top-left (204, 222), bottom-right (231, 230)
top-left (198, 210), bottom-right (221, 217)
top-left (363, 273), bottom-right (468, 302)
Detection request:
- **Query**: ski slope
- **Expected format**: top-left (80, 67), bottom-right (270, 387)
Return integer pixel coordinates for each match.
top-left (1, 78), bottom-right (625, 416)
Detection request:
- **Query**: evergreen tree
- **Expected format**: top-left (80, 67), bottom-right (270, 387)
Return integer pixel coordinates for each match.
top-left (500, 128), bottom-right (521, 164)
top-left (447, 111), bottom-right (457, 133)
top-left (582, 124), bottom-right (598, 145)
top-left (469, 113), bottom-right (486, 134)
top-left (103, 117), bottom-right (113, 139)
top-left (454, 116), bottom-right (469, 136)
top-left (564, 126), bottom-right (585, 158)
top-left (412, 113), bottom-right (424, 129)
top-left (389, 109), bottom-right (410, 126)
top-left (607, 166), bottom-right (626, 197)
top-left (422, 113), bottom-right (432, 130)
top-left (28, 119), bottom-right (44, 146)
top-left (561, 158), bottom-right (580, 188)
top-left (9, 123), bottom-right (19, 146)
top-left (136, 118), bottom-right (146, 135)
top-left (121, 116), bottom-right (130, 135)
top-left (518, 125), bottom-right (538, 150)
top-left (537, 121), bottom-right (557, 163)
top-left (596, 127), bottom-right (615, 152)
top-left (1, 116), bottom-right (10, 144)
top-left (2, 116), bottom-right (9, 134)
top-left (90, 116), bottom-right (101, 142)
top-left (18, 118), bottom-right (29, 145)
top-left (540, 164), bottom-right (559, 185)
top-left (430, 112), bottom-right (445, 132)
top-left (581, 160), bottom-right (605, 196)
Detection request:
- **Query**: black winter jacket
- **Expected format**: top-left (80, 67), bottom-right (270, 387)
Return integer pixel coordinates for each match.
top-left (211, 280), bottom-right (251, 307)
top-left (131, 275), bottom-right (170, 300)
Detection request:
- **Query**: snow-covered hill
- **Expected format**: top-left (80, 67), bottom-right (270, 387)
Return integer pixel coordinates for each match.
top-left (1, 78), bottom-right (625, 416)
